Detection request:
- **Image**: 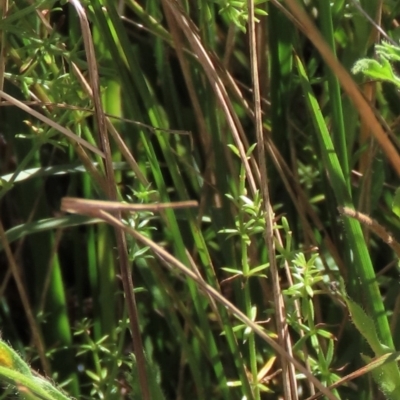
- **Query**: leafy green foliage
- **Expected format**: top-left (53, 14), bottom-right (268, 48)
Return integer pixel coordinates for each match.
top-left (2, 1), bottom-right (400, 399)
top-left (213, 0), bottom-right (268, 31)
top-left (0, 340), bottom-right (71, 400)
top-left (352, 42), bottom-right (400, 88)
top-left (342, 293), bottom-right (400, 399)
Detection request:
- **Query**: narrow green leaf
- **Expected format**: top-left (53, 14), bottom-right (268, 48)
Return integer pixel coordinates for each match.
top-left (392, 188), bottom-right (400, 218)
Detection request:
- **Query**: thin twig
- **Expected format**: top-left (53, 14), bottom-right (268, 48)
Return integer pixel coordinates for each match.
top-left (62, 197), bottom-right (198, 213)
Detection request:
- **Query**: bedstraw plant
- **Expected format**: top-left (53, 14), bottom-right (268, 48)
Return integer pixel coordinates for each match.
top-left (3, 1), bottom-right (400, 399)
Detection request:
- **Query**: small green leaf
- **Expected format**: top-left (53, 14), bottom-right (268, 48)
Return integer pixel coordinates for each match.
top-left (246, 143), bottom-right (257, 156)
top-left (221, 267), bottom-right (243, 275)
top-left (254, 9), bottom-right (268, 16)
top-left (246, 263), bottom-right (269, 277)
top-left (227, 144), bottom-right (240, 157)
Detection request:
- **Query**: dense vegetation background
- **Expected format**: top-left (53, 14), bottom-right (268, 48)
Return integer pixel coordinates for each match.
top-left (2, 0), bottom-right (400, 399)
